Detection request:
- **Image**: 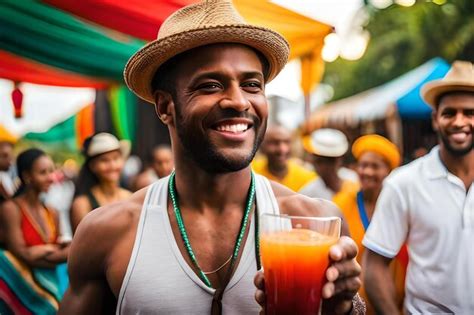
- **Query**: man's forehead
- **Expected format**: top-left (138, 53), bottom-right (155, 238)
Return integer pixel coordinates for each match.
top-left (438, 92), bottom-right (474, 109)
top-left (265, 126), bottom-right (291, 141)
top-left (179, 43), bottom-right (265, 74)
top-left (0, 142), bottom-right (14, 149)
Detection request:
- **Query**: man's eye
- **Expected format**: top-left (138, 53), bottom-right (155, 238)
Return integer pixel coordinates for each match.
top-left (242, 81), bottom-right (262, 90)
top-left (441, 111), bottom-right (455, 117)
top-left (198, 83), bottom-right (221, 90)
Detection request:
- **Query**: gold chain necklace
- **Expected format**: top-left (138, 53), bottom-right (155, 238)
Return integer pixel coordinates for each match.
top-left (202, 254), bottom-right (233, 275)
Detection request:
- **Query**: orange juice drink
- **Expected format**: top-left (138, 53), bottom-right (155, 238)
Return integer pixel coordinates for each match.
top-left (261, 229), bottom-right (338, 315)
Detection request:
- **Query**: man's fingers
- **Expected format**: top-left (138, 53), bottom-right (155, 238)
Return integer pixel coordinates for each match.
top-left (329, 236), bottom-right (358, 262)
top-left (254, 271), bottom-right (265, 290)
top-left (334, 300), bottom-right (353, 315)
top-left (255, 289), bottom-right (266, 305)
top-left (322, 281), bottom-right (335, 299)
top-left (254, 271), bottom-right (265, 308)
top-left (327, 259), bottom-right (361, 280)
top-left (333, 276), bottom-right (361, 296)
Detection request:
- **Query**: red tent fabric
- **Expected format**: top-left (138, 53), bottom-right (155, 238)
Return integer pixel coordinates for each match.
top-left (0, 50), bottom-right (109, 88)
top-left (43, 0), bottom-right (197, 41)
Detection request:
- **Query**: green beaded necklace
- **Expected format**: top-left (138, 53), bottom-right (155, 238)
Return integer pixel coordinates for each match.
top-left (168, 171), bottom-right (256, 288)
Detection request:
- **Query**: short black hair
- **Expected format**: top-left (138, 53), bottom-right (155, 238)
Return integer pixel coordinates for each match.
top-left (150, 44), bottom-right (270, 99)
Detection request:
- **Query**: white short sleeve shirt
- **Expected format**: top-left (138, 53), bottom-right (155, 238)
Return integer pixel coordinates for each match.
top-left (363, 146), bottom-right (474, 314)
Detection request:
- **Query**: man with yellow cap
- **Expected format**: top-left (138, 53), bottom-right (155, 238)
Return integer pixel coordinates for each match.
top-left (363, 61), bottom-right (474, 314)
top-left (59, 1), bottom-right (364, 314)
top-left (0, 126), bottom-right (18, 202)
top-left (0, 126), bottom-right (18, 248)
top-left (333, 134), bottom-right (406, 315)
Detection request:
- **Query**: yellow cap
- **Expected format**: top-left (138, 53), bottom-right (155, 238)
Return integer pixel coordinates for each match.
top-left (352, 135), bottom-right (400, 170)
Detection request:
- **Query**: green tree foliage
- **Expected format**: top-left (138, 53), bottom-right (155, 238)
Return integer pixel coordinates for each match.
top-left (324, 0), bottom-right (474, 101)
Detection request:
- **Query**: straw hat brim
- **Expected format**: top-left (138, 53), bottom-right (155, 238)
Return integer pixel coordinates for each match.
top-left (124, 24), bottom-right (290, 103)
top-left (421, 81), bottom-right (474, 109)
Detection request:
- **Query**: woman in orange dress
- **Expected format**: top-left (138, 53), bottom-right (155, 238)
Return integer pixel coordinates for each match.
top-left (334, 135), bottom-right (408, 315)
top-left (0, 148), bottom-right (69, 314)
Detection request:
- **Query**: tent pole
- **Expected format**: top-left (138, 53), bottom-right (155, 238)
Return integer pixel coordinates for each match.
top-left (304, 93), bottom-right (311, 120)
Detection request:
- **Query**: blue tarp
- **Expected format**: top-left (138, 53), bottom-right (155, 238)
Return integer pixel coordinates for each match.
top-left (396, 58), bottom-right (450, 120)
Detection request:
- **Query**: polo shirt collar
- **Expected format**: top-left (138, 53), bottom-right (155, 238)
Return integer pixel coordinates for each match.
top-left (424, 146), bottom-right (449, 180)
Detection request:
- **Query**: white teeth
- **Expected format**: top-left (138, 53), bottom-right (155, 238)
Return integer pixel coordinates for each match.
top-left (216, 123), bottom-right (249, 133)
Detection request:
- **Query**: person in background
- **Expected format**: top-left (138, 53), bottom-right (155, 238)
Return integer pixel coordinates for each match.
top-left (299, 128), bottom-right (358, 200)
top-left (70, 133), bottom-right (131, 233)
top-left (333, 134), bottom-right (406, 314)
top-left (252, 125), bottom-right (315, 191)
top-left (0, 135), bottom-right (17, 202)
top-left (132, 145), bottom-right (174, 190)
top-left (0, 148), bottom-right (69, 315)
top-left (45, 165), bottom-right (77, 243)
top-left (0, 134), bottom-right (18, 248)
top-left (363, 61), bottom-right (474, 314)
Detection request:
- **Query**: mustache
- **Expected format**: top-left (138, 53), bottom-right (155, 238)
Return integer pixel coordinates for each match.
top-left (207, 108), bottom-right (261, 126)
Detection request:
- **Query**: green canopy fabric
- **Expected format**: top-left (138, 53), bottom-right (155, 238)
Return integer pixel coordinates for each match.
top-left (24, 115), bottom-right (78, 151)
top-left (0, 0), bottom-right (143, 81)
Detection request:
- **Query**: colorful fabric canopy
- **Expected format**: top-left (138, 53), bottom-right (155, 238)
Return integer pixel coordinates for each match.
top-left (24, 104), bottom-right (95, 151)
top-left (234, 0), bottom-right (331, 94)
top-left (42, 0), bottom-right (196, 41)
top-left (0, 0), bottom-right (143, 81)
top-left (303, 58), bottom-right (450, 132)
top-left (396, 58), bottom-right (449, 119)
top-left (38, 0), bottom-right (331, 94)
top-left (0, 50), bottom-right (108, 88)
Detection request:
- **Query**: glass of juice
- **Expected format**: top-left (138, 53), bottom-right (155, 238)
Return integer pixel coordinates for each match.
top-left (260, 214), bottom-right (341, 315)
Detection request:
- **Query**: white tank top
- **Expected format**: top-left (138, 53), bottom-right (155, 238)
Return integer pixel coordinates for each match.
top-left (117, 174), bottom-right (280, 314)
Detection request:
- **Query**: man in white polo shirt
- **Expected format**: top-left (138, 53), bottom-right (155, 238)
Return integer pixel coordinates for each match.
top-left (362, 61), bottom-right (474, 314)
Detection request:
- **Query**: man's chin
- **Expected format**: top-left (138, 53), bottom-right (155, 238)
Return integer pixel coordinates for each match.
top-left (445, 143), bottom-right (473, 157)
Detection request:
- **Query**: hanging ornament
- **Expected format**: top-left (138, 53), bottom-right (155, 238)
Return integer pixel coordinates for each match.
top-left (12, 82), bottom-right (24, 119)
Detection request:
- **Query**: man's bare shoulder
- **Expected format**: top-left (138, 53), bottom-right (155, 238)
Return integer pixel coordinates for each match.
top-left (269, 180), bottom-right (342, 218)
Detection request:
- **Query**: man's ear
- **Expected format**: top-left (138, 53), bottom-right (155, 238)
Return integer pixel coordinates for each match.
top-left (154, 91), bottom-right (174, 125)
top-left (431, 110), bottom-right (439, 132)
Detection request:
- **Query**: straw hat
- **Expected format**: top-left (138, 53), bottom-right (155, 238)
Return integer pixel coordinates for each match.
top-left (84, 133), bottom-right (131, 160)
top-left (352, 134), bottom-right (400, 170)
top-left (302, 128), bottom-right (349, 157)
top-left (421, 60), bottom-right (474, 108)
top-left (124, 0), bottom-right (290, 103)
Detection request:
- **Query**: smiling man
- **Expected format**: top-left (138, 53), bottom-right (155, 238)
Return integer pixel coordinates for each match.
top-left (363, 61), bottom-right (474, 314)
top-left (59, 1), bottom-right (364, 314)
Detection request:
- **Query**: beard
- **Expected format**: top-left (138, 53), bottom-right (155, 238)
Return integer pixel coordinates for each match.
top-left (174, 102), bottom-right (266, 174)
top-left (437, 126), bottom-right (474, 157)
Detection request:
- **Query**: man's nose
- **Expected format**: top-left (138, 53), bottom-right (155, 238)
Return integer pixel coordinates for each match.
top-left (219, 85), bottom-right (250, 112)
top-left (453, 112), bottom-right (469, 127)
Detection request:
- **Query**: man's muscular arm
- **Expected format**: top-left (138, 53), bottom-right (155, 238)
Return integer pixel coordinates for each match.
top-left (58, 207), bottom-right (114, 314)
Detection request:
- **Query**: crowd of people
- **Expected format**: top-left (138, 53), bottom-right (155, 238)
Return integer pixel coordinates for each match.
top-left (0, 1), bottom-right (472, 314)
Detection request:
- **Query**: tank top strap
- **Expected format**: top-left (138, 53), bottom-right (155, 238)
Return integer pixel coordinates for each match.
top-left (86, 190), bottom-right (101, 210)
top-left (144, 175), bottom-right (170, 208)
top-left (254, 174), bottom-right (280, 215)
